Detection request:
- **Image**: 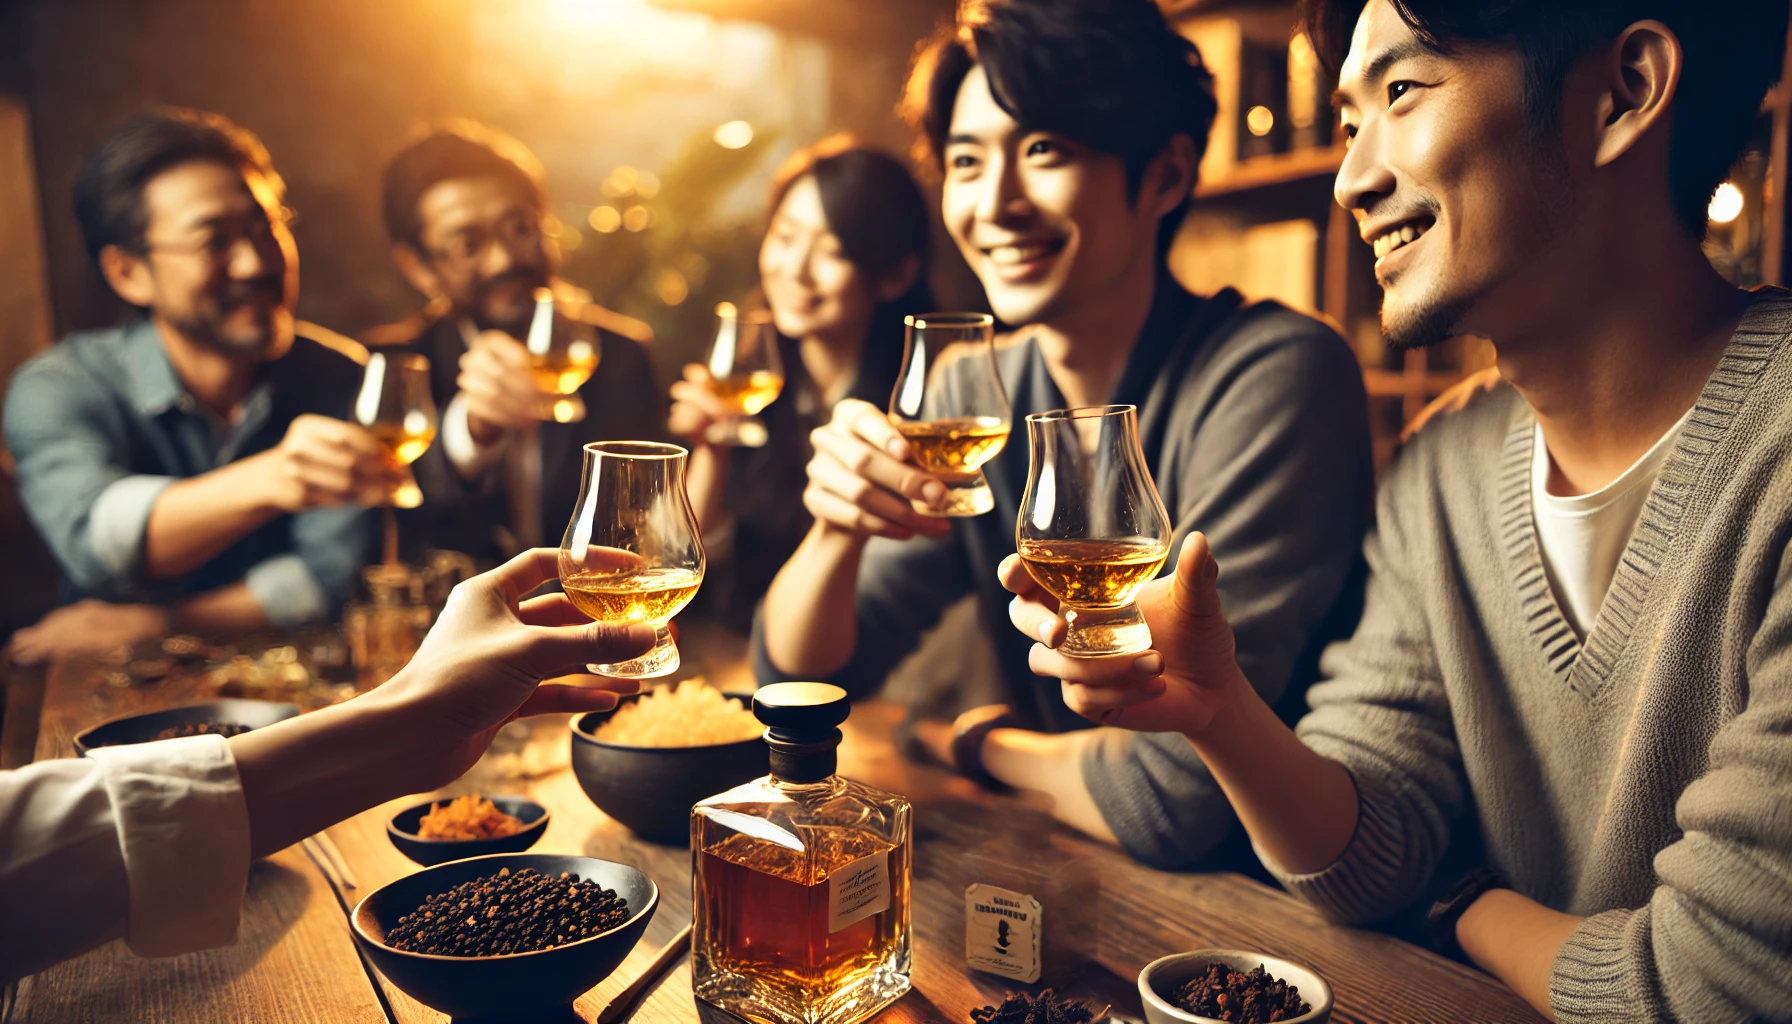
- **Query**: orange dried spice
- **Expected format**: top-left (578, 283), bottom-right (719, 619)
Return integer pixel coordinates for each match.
top-left (417, 794), bottom-right (525, 841)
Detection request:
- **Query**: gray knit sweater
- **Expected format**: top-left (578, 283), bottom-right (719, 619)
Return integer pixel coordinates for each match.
top-left (1274, 290), bottom-right (1792, 1022)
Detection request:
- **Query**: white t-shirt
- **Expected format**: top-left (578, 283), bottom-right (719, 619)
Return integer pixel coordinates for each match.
top-left (1531, 408), bottom-right (1692, 637)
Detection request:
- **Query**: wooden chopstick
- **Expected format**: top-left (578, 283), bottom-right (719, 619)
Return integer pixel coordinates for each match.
top-left (308, 831), bottom-right (358, 890)
top-left (596, 923), bottom-right (693, 1024)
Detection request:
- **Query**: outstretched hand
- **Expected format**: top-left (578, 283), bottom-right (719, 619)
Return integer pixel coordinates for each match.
top-left (999, 532), bottom-right (1251, 736)
top-left (375, 547), bottom-right (656, 786)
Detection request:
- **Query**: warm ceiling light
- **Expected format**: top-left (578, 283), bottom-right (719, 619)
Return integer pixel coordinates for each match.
top-left (1246, 105), bottom-right (1275, 137)
top-left (622, 205), bottom-right (652, 232)
top-left (1709, 181), bottom-right (1743, 224)
top-left (588, 205), bottom-right (621, 233)
top-left (714, 120), bottom-right (754, 149)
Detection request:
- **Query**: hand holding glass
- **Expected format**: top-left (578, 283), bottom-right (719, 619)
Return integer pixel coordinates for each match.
top-left (1016, 405), bottom-right (1170, 657)
top-left (888, 312), bottom-right (1011, 516)
top-left (559, 442), bottom-right (705, 678)
top-left (523, 287), bottom-right (599, 424)
top-left (701, 302), bottom-right (784, 448)
top-left (354, 352), bottom-right (438, 509)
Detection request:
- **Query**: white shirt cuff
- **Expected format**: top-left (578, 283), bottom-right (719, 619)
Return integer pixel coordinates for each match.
top-left (89, 474), bottom-right (179, 577)
top-left (244, 553), bottom-right (330, 628)
top-left (86, 735), bottom-right (252, 957)
top-left (442, 392), bottom-right (509, 479)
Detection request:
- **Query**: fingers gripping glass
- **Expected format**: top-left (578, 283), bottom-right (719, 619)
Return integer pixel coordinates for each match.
top-left (522, 288), bottom-right (599, 424)
top-left (1016, 405), bottom-right (1171, 657)
top-left (701, 303), bottom-right (785, 448)
top-left (355, 352), bottom-right (438, 509)
top-left (560, 442), bottom-right (706, 678)
top-left (888, 313), bottom-right (1011, 517)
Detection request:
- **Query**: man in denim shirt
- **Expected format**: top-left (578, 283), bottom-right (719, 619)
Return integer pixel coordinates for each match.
top-left (5, 109), bottom-right (386, 661)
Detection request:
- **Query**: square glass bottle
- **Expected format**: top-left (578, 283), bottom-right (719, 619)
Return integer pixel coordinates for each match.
top-left (692, 683), bottom-right (913, 1024)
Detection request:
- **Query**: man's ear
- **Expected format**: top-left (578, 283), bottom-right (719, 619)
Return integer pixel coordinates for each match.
top-left (1145, 134), bottom-right (1199, 220)
top-left (391, 243), bottom-right (443, 299)
top-left (873, 254), bottom-right (922, 303)
top-left (98, 245), bottom-right (155, 307)
top-left (1592, 20), bottom-right (1683, 169)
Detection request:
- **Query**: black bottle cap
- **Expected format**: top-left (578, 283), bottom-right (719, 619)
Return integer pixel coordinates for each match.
top-left (754, 683), bottom-right (848, 783)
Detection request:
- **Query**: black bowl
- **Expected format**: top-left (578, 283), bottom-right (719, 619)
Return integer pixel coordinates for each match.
top-left (387, 795), bottom-right (550, 866)
top-left (569, 692), bottom-right (767, 843)
top-left (74, 699), bottom-right (300, 756)
top-left (351, 853), bottom-right (658, 1019)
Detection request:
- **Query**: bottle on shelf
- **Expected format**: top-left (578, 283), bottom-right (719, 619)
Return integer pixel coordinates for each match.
top-left (692, 683), bottom-right (913, 1024)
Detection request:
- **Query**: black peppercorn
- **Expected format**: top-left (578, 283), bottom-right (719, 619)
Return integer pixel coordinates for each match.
top-left (384, 867), bottom-right (632, 957)
top-left (969, 990), bottom-right (1099, 1024)
top-left (1171, 962), bottom-right (1310, 1023)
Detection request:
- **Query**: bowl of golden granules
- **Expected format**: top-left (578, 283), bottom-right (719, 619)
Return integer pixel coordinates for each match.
top-left (570, 680), bottom-right (767, 842)
top-left (387, 793), bottom-right (549, 866)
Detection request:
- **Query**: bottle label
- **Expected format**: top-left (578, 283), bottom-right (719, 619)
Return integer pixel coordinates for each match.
top-left (964, 883), bottom-right (1042, 983)
top-left (828, 852), bottom-right (890, 933)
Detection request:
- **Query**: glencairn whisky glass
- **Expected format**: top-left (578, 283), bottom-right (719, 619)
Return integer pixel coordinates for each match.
top-left (523, 287), bottom-right (599, 424)
top-left (887, 312), bottom-right (1011, 516)
top-left (353, 352), bottom-right (438, 509)
top-left (1016, 405), bottom-right (1170, 657)
top-left (702, 302), bottom-right (785, 447)
top-left (559, 441), bottom-right (705, 678)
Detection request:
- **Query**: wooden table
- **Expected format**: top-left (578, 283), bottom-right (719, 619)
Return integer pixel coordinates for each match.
top-left (6, 655), bottom-right (1545, 1024)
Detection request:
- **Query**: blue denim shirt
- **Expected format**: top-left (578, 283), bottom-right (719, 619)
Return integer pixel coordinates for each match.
top-left (3, 318), bottom-right (377, 627)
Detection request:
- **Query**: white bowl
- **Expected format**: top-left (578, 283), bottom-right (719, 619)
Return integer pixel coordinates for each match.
top-left (1138, 948), bottom-right (1332, 1024)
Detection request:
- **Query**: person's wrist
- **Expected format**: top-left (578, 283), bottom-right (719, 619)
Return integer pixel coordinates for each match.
top-left (466, 409), bottom-right (507, 448)
top-left (1176, 662), bottom-right (1253, 741)
top-left (1427, 868), bottom-right (1509, 963)
top-left (241, 449), bottom-right (297, 514)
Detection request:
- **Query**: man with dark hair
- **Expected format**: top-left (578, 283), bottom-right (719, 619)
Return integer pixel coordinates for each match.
top-left (5, 109), bottom-right (384, 659)
top-left (365, 120), bottom-right (659, 562)
top-left (755, 0), bottom-right (1375, 870)
top-left (1003, 0), bottom-right (1792, 1018)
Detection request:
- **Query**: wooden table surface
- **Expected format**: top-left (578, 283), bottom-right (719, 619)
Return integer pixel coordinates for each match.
top-left (6, 654), bottom-right (1546, 1024)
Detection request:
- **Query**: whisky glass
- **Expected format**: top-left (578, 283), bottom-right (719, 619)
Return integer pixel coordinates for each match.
top-left (559, 441), bottom-right (705, 678)
top-left (887, 312), bottom-right (1010, 516)
top-left (702, 302), bottom-right (785, 448)
top-left (1016, 405), bottom-right (1170, 657)
top-left (523, 287), bottom-right (599, 424)
top-left (353, 352), bottom-right (438, 509)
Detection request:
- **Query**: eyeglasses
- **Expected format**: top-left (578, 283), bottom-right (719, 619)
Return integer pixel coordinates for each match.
top-left (426, 211), bottom-right (543, 268)
top-left (143, 206), bottom-right (296, 265)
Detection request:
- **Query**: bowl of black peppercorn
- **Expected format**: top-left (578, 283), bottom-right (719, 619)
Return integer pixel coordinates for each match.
top-left (73, 699), bottom-right (299, 756)
top-left (351, 853), bottom-right (658, 1019)
top-left (1139, 949), bottom-right (1331, 1024)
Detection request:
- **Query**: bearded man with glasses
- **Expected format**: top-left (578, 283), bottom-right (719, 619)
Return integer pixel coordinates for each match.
top-left (364, 120), bottom-right (660, 565)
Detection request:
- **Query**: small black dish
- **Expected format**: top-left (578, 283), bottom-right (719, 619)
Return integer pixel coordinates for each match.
top-left (73, 699), bottom-right (300, 756)
top-left (351, 853), bottom-right (658, 1019)
top-left (569, 691), bottom-right (767, 843)
top-left (387, 794), bottom-right (550, 866)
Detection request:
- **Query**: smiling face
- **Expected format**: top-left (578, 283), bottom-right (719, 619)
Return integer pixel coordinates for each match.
top-left (131, 160), bottom-right (298, 359)
top-left (1334, 0), bottom-right (1575, 348)
top-left (940, 65), bottom-right (1164, 328)
top-left (414, 175), bottom-right (551, 336)
top-left (758, 174), bottom-right (877, 345)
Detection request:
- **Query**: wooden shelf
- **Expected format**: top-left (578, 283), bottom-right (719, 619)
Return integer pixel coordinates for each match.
top-left (1196, 146), bottom-right (1345, 198)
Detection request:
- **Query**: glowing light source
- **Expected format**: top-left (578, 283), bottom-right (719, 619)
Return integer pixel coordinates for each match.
top-left (558, 224), bottom-right (584, 251)
top-left (1709, 181), bottom-right (1743, 224)
top-left (589, 206), bottom-right (622, 233)
top-left (656, 268), bottom-right (690, 306)
top-left (603, 166), bottom-right (640, 197)
top-left (1246, 106), bottom-right (1276, 137)
top-left (636, 171), bottom-right (661, 198)
top-left (623, 205), bottom-right (652, 232)
top-left (714, 120), bottom-right (754, 149)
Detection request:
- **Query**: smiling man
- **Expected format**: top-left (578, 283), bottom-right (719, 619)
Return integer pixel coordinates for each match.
top-left (5, 109), bottom-right (383, 658)
top-left (1000, 0), bottom-right (1792, 1019)
top-left (753, 0), bottom-right (1374, 871)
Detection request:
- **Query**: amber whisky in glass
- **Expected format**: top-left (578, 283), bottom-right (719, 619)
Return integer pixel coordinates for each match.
top-left (693, 683), bottom-right (912, 1024)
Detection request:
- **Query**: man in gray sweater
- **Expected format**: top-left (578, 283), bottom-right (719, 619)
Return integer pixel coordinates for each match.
top-left (1003, 0), bottom-right (1792, 1020)
top-left (753, 0), bottom-right (1373, 870)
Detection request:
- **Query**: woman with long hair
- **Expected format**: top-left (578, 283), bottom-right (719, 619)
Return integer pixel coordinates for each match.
top-left (670, 135), bottom-right (934, 629)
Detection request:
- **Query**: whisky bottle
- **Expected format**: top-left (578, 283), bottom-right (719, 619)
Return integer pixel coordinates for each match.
top-left (692, 683), bottom-right (912, 1024)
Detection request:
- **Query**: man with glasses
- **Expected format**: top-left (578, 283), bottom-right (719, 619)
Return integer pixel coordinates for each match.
top-left (4, 108), bottom-right (385, 661)
top-left (366, 121), bottom-right (659, 563)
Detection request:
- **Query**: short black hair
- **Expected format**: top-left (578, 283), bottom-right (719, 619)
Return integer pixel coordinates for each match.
top-left (380, 119), bottom-right (547, 250)
top-left (1302, 0), bottom-right (1788, 235)
top-left (72, 107), bottom-right (283, 269)
top-left (900, 0), bottom-right (1218, 245)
